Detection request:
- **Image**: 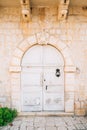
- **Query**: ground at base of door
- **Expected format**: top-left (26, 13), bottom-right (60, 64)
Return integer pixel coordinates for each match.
top-left (0, 116), bottom-right (87, 130)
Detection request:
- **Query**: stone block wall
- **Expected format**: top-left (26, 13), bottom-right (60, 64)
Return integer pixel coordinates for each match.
top-left (0, 6), bottom-right (87, 115)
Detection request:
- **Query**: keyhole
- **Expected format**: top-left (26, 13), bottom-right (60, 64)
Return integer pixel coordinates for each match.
top-left (46, 86), bottom-right (48, 90)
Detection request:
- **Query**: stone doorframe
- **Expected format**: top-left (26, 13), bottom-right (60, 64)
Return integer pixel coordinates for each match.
top-left (9, 34), bottom-right (76, 113)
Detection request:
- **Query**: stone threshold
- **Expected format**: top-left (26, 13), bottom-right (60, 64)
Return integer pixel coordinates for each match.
top-left (19, 112), bottom-right (74, 116)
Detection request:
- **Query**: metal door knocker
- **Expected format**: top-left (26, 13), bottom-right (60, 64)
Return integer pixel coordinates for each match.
top-left (55, 69), bottom-right (60, 77)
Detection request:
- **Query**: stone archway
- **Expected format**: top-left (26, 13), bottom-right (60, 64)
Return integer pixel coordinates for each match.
top-left (9, 34), bottom-right (76, 113)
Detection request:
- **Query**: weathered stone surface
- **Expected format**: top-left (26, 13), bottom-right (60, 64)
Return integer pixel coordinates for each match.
top-left (46, 127), bottom-right (56, 130)
top-left (0, 6), bottom-right (87, 115)
top-left (1, 116), bottom-right (87, 130)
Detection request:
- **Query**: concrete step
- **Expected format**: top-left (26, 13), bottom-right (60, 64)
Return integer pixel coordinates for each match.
top-left (19, 112), bottom-right (74, 117)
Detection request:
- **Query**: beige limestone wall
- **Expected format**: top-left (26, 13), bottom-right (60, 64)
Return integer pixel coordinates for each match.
top-left (0, 6), bottom-right (87, 115)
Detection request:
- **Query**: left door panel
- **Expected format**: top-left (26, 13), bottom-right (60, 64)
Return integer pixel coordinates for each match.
top-left (21, 67), bottom-right (42, 112)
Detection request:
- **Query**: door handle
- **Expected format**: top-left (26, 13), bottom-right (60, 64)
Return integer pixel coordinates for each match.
top-left (46, 85), bottom-right (48, 90)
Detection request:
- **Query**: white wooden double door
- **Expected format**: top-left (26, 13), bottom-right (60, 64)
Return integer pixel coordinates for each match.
top-left (21, 45), bottom-right (64, 112)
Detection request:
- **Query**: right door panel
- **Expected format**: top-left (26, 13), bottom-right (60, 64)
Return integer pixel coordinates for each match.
top-left (43, 67), bottom-right (64, 111)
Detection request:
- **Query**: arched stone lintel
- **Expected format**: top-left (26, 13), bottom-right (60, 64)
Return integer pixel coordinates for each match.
top-left (10, 34), bottom-right (75, 70)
